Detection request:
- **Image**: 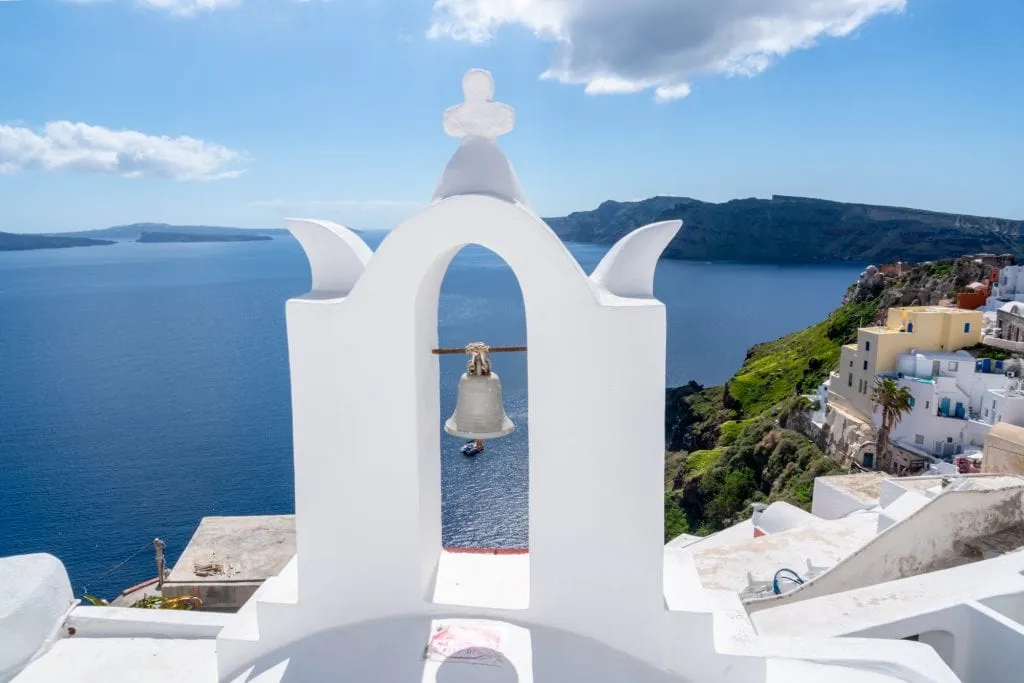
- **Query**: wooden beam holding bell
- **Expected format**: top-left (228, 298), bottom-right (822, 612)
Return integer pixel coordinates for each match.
top-left (443, 342), bottom-right (515, 440)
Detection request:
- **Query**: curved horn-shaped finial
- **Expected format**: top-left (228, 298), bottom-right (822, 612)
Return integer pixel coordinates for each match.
top-left (286, 218), bottom-right (373, 298)
top-left (589, 220), bottom-right (682, 298)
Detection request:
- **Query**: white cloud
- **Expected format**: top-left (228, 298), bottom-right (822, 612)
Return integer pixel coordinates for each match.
top-left (584, 76), bottom-right (653, 96)
top-left (0, 121), bottom-right (243, 180)
top-left (428, 0), bottom-right (906, 100)
top-left (655, 83), bottom-right (692, 103)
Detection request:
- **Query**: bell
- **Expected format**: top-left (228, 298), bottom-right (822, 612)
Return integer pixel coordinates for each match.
top-left (444, 343), bottom-right (515, 440)
top-left (445, 371), bottom-right (515, 439)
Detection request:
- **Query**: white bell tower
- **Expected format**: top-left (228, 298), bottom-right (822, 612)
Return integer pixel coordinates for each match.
top-left (214, 67), bottom-right (962, 683)
top-left (217, 66), bottom-right (686, 679)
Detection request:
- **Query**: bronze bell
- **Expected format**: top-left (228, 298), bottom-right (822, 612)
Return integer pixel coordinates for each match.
top-left (444, 343), bottom-right (515, 440)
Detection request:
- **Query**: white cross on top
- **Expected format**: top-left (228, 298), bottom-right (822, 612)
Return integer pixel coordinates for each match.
top-left (443, 69), bottom-right (515, 140)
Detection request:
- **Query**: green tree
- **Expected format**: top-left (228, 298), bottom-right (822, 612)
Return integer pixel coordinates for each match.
top-left (870, 377), bottom-right (914, 472)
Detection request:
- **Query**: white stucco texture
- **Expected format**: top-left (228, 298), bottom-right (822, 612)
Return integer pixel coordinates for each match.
top-left (0, 554), bottom-right (74, 681)
top-left (434, 69), bottom-right (527, 205)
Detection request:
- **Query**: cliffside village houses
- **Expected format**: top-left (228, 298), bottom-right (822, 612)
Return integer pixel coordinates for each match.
top-left (821, 256), bottom-right (1024, 476)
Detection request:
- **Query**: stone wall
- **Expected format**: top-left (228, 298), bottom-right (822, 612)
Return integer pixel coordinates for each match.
top-left (786, 401), bottom-right (876, 468)
top-left (821, 402), bottom-right (876, 467)
top-left (997, 308), bottom-right (1024, 343)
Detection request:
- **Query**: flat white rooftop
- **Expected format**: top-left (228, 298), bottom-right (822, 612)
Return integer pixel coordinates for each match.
top-left (691, 513), bottom-right (879, 592)
top-left (13, 639), bottom-right (217, 683)
top-left (819, 473), bottom-right (888, 506)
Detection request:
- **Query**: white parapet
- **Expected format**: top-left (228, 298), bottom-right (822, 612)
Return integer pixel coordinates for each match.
top-left (0, 554), bottom-right (75, 681)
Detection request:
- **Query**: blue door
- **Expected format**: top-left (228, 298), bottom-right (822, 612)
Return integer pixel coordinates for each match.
top-left (955, 402), bottom-right (966, 419)
top-left (983, 359), bottom-right (992, 373)
top-left (940, 397), bottom-right (951, 416)
top-left (863, 453), bottom-right (874, 469)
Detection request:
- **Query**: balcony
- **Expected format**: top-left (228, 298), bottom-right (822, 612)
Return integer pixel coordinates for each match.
top-left (879, 371), bottom-right (935, 385)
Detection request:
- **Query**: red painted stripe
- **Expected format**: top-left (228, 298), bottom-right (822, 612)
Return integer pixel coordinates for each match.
top-left (443, 547), bottom-right (529, 555)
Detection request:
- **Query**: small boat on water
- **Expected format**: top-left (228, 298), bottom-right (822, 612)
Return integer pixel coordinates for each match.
top-left (460, 441), bottom-right (484, 457)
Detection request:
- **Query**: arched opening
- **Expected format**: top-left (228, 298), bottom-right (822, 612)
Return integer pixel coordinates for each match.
top-left (287, 195), bottom-right (664, 626)
top-left (433, 244), bottom-right (530, 608)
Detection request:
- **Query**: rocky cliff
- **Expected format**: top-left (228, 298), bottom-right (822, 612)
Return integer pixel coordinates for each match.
top-left (548, 195), bottom-right (1023, 263)
top-left (847, 258), bottom-right (994, 309)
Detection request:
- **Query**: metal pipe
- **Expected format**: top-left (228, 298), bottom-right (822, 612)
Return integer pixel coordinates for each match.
top-left (432, 345), bottom-right (527, 355)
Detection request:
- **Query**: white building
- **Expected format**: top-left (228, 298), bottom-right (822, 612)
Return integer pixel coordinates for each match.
top-left (3, 68), bottom-right (1024, 683)
top-left (982, 265), bottom-right (1024, 312)
top-left (886, 350), bottom-right (1024, 461)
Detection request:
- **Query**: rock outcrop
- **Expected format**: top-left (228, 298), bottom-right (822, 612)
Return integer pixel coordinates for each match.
top-left (846, 257), bottom-right (993, 314)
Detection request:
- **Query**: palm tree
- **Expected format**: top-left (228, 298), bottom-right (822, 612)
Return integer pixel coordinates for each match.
top-left (871, 377), bottom-right (914, 472)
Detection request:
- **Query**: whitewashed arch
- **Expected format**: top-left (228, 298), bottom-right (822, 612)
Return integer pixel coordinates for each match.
top-left (282, 193), bottom-right (678, 662)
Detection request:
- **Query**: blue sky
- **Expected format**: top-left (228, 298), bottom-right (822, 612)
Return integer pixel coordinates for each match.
top-left (1, 0), bottom-right (1022, 234)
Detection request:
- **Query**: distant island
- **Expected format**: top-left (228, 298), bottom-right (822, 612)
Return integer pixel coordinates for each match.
top-left (8, 199), bottom-right (1023, 262)
top-left (136, 231), bottom-right (273, 244)
top-left (55, 223), bottom-right (286, 241)
top-left (1, 223), bottom-right (284, 252)
top-left (546, 195), bottom-right (1024, 264)
top-left (0, 231), bottom-right (114, 252)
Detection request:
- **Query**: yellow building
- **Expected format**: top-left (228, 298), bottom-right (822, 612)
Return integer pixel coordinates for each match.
top-left (834, 306), bottom-right (983, 418)
top-left (983, 422), bottom-right (1024, 474)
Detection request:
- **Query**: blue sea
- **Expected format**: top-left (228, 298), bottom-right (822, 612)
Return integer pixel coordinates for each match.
top-left (0, 235), bottom-right (862, 598)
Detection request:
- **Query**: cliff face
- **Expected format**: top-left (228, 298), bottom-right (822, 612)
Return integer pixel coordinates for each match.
top-left (547, 195), bottom-right (1023, 263)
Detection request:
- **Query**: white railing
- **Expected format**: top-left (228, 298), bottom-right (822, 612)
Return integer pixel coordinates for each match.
top-left (984, 335), bottom-right (1024, 352)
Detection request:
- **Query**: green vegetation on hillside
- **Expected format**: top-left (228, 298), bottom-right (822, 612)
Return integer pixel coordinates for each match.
top-left (725, 300), bottom-right (880, 416)
top-left (663, 295), bottom-right (883, 540)
top-left (665, 399), bottom-right (845, 538)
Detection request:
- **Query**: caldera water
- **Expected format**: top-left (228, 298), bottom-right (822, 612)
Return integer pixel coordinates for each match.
top-left (0, 235), bottom-right (862, 597)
